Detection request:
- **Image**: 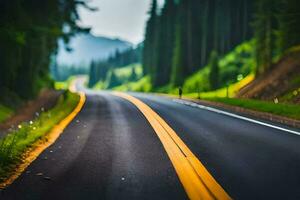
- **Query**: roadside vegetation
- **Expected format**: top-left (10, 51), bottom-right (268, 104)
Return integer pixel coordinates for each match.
top-left (0, 91), bottom-right (80, 182)
top-left (92, 64), bottom-right (143, 90)
top-left (0, 105), bottom-right (13, 123)
top-left (54, 76), bottom-right (76, 90)
top-left (84, 0), bottom-right (300, 121)
top-left (205, 97), bottom-right (300, 120)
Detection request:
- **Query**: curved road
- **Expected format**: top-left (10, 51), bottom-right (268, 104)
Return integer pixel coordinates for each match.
top-left (1, 89), bottom-right (300, 199)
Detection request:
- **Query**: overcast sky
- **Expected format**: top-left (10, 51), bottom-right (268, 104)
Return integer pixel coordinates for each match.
top-left (77, 0), bottom-right (164, 45)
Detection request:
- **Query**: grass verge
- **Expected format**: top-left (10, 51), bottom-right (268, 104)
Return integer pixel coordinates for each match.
top-left (0, 91), bottom-right (80, 182)
top-left (205, 97), bottom-right (300, 120)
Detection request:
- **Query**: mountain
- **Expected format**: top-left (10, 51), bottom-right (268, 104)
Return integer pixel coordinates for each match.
top-left (56, 34), bottom-right (132, 67)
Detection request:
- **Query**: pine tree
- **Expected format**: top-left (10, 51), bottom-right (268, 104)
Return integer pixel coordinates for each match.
top-left (278, 0), bottom-right (300, 52)
top-left (142, 0), bottom-right (158, 77)
top-left (88, 61), bottom-right (97, 87)
top-left (154, 0), bottom-right (176, 87)
top-left (209, 51), bottom-right (219, 90)
top-left (129, 67), bottom-right (137, 82)
top-left (253, 0), bottom-right (279, 74)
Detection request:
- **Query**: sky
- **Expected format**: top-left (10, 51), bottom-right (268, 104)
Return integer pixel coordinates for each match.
top-left (77, 0), bottom-right (164, 45)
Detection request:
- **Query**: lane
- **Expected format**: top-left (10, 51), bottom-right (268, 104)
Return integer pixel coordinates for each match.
top-left (132, 93), bottom-right (300, 200)
top-left (113, 92), bottom-right (231, 200)
top-left (0, 92), bottom-right (187, 200)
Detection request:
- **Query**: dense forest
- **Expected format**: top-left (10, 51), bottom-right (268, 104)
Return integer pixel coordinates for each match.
top-left (88, 45), bottom-right (142, 87)
top-left (143, 0), bottom-right (300, 90)
top-left (0, 0), bottom-right (92, 100)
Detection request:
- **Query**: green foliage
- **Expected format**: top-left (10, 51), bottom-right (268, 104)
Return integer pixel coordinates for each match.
top-left (253, 0), bottom-right (279, 74)
top-left (112, 76), bottom-right (152, 92)
top-left (205, 97), bottom-right (300, 120)
top-left (183, 41), bottom-right (255, 94)
top-left (183, 68), bottom-right (211, 93)
top-left (209, 51), bottom-right (220, 90)
top-left (277, 0), bottom-right (300, 53)
top-left (185, 74), bottom-right (254, 98)
top-left (54, 76), bottom-right (76, 90)
top-left (0, 91), bottom-right (80, 181)
top-left (88, 61), bottom-right (98, 87)
top-left (88, 46), bottom-right (142, 87)
top-left (143, 0), bottom-right (159, 77)
top-left (253, 0), bottom-right (300, 74)
top-left (0, 105), bottom-right (13, 123)
top-left (171, 24), bottom-right (184, 87)
top-left (107, 71), bottom-right (122, 89)
top-left (113, 64), bottom-right (143, 81)
top-left (143, 0), bottom-right (254, 89)
top-left (92, 64), bottom-right (143, 90)
top-left (0, 0), bottom-right (90, 100)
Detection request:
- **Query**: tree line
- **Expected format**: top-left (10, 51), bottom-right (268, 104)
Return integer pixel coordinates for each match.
top-left (0, 0), bottom-right (92, 100)
top-left (88, 45), bottom-right (142, 87)
top-left (143, 0), bottom-right (300, 89)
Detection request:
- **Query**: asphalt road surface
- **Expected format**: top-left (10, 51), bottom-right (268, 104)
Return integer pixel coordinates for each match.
top-left (1, 89), bottom-right (300, 200)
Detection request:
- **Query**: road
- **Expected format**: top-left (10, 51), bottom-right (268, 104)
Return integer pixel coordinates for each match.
top-left (1, 88), bottom-right (300, 199)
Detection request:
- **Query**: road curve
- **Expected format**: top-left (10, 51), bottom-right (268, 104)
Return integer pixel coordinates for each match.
top-left (131, 92), bottom-right (300, 200)
top-left (1, 89), bottom-right (300, 200)
top-left (0, 92), bottom-right (187, 200)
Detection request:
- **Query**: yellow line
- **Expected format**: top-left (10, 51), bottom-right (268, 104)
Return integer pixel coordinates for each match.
top-left (113, 92), bottom-right (231, 200)
top-left (0, 89), bottom-right (86, 189)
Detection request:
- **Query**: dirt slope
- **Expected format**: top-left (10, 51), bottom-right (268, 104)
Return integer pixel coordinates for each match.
top-left (237, 51), bottom-right (300, 104)
top-left (0, 90), bottom-right (61, 136)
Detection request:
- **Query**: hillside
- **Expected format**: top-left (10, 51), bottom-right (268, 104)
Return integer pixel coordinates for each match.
top-left (57, 33), bottom-right (132, 67)
top-left (238, 50), bottom-right (300, 104)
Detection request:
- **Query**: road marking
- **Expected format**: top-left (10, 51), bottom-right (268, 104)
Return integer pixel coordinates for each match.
top-left (173, 99), bottom-right (300, 136)
top-left (113, 92), bottom-right (231, 200)
top-left (0, 90), bottom-right (86, 189)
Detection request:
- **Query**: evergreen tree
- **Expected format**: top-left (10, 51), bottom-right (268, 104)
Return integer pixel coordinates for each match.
top-left (278, 0), bottom-right (300, 52)
top-left (253, 0), bottom-right (279, 74)
top-left (129, 67), bottom-right (137, 82)
top-left (142, 0), bottom-right (158, 76)
top-left (143, 0), bottom-right (254, 89)
top-left (0, 0), bottom-right (91, 99)
top-left (154, 0), bottom-right (177, 87)
top-left (88, 61), bottom-right (98, 87)
top-left (208, 51), bottom-right (219, 90)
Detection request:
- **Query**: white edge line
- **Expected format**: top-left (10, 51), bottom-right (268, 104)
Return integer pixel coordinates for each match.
top-left (173, 99), bottom-right (300, 136)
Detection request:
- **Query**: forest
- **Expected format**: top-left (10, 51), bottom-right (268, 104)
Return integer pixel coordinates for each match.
top-left (142, 0), bottom-right (300, 91)
top-left (1, 0), bottom-right (300, 102)
top-left (88, 45), bottom-right (142, 88)
top-left (0, 0), bottom-right (92, 102)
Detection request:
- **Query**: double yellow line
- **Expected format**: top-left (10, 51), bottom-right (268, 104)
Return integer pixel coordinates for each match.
top-left (114, 92), bottom-right (231, 200)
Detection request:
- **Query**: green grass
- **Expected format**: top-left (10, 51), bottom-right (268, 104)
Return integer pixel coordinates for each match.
top-left (182, 40), bottom-right (255, 94)
top-left (204, 97), bottom-right (300, 120)
top-left (113, 76), bottom-right (152, 92)
top-left (185, 74), bottom-right (254, 98)
top-left (113, 63), bottom-right (143, 79)
top-left (0, 105), bottom-right (13, 123)
top-left (93, 64), bottom-right (143, 90)
top-left (183, 67), bottom-right (211, 93)
top-left (93, 81), bottom-right (107, 90)
top-left (279, 88), bottom-right (300, 103)
top-left (0, 91), bottom-right (80, 181)
top-left (54, 76), bottom-right (76, 90)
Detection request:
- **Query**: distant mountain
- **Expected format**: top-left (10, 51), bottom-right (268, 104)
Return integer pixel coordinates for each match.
top-left (56, 34), bottom-right (132, 67)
